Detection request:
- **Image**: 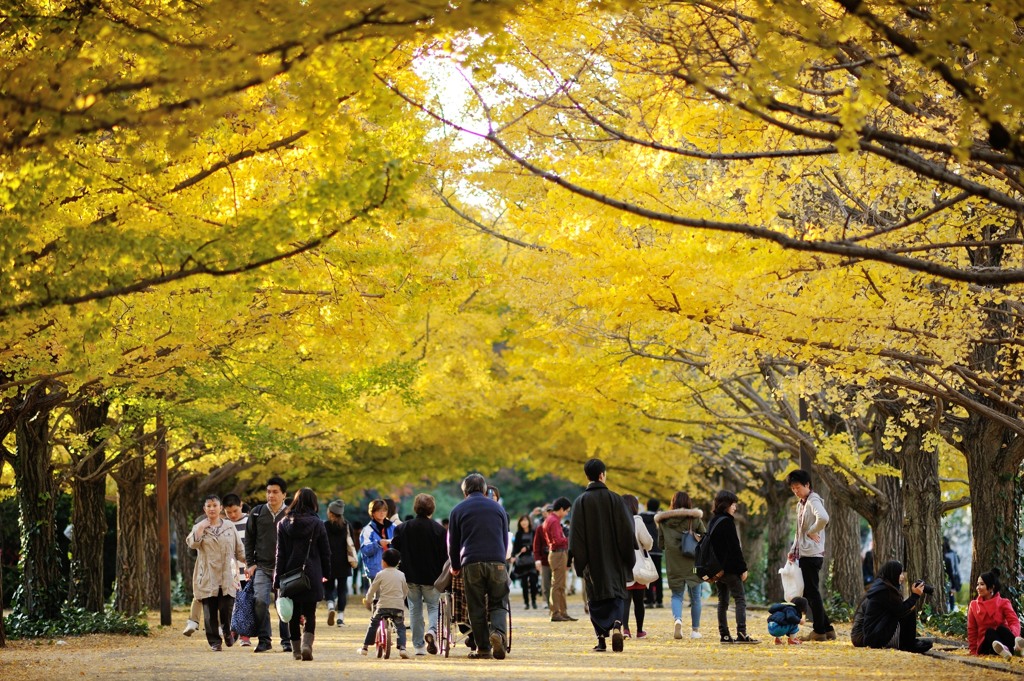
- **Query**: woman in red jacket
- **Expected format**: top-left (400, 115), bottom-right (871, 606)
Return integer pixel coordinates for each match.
top-left (967, 568), bottom-right (1023, 658)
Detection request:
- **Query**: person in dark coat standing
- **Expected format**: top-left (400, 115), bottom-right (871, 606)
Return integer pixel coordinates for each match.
top-left (391, 493), bottom-right (447, 655)
top-left (324, 499), bottom-right (356, 626)
top-left (708, 489), bottom-right (758, 644)
top-left (274, 487), bottom-right (331, 661)
top-left (568, 458), bottom-right (636, 653)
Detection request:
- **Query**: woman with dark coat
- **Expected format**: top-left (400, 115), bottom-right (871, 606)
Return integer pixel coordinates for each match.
top-left (850, 560), bottom-right (932, 653)
top-left (324, 499), bottom-right (356, 626)
top-left (708, 490), bottom-right (757, 644)
top-left (275, 487), bottom-right (331, 661)
top-left (511, 515), bottom-right (540, 609)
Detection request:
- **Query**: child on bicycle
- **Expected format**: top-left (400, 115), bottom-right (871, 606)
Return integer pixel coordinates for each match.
top-left (359, 548), bottom-right (410, 659)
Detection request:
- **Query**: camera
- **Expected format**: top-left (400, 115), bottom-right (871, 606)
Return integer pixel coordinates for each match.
top-left (914, 580), bottom-right (935, 596)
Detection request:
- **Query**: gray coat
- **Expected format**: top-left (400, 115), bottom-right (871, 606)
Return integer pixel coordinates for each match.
top-left (569, 481), bottom-right (636, 602)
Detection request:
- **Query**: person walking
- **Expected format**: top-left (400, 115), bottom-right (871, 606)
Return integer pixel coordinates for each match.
top-left (448, 473), bottom-right (511, 660)
top-left (533, 505), bottom-right (553, 611)
top-left (785, 469), bottom-right (835, 641)
top-left (568, 458), bottom-right (635, 653)
top-left (967, 568), bottom-right (1023, 658)
top-left (544, 497), bottom-right (575, 622)
top-left (274, 488), bottom-right (331, 661)
top-left (244, 476), bottom-right (292, 653)
top-left (622, 494), bottom-right (653, 639)
top-left (710, 490), bottom-right (758, 644)
top-left (324, 499), bottom-right (357, 627)
top-left (640, 498), bottom-right (663, 609)
top-left (391, 493), bottom-right (447, 655)
top-left (655, 491), bottom-right (706, 640)
top-left (511, 515), bottom-right (540, 610)
top-left (186, 495), bottom-right (246, 651)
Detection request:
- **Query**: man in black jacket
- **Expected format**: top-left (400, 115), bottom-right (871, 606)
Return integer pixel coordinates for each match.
top-left (448, 473), bottom-right (511, 660)
top-left (244, 476), bottom-right (290, 653)
top-left (569, 458), bottom-right (636, 653)
top-left (392, 493), bottom-right (447, 655)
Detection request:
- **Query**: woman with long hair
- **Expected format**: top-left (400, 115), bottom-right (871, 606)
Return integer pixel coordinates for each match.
top-left (274, 487), bottom-right (331, 661)
top-left (655, 491), bottom-right (706, 639)
top-left (850, 559), bottom-right (932, 653)
top-left (511, 514), bottom-right (540, 609)
top-left (621, 494), bottom-right (654, 639)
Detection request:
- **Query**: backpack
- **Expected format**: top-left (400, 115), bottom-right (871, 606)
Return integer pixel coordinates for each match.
top-left (693, 516), bottom-right (725, 583)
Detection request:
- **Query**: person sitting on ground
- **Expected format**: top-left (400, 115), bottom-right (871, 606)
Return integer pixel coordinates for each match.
top-left (967, 567), bottom-right (1023, 659)
top-left (359, 548), bottom-right (410, 659)
top-left (767, 597), bottom-right (809, 645)
top-left (850, 559), bottom-right (932, 654)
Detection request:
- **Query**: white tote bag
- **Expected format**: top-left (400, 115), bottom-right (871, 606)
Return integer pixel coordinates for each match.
top-left (632, 548), bottom-right (659, 585)
top-left (779, 560), bottom-right (804, 601)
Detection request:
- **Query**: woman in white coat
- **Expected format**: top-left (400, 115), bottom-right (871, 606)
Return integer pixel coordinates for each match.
top-left (186, 494), bottom-right (246, 651)
top-left (622, 494), bottom-right (654, 638)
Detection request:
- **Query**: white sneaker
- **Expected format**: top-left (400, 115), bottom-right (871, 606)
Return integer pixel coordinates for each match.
top-left (1015, 637), bottom-right (1024, 656)
top-left (674, 620), bottom-right (683, 640)
top-left (358, 646), bottom-right (368, 656)
top-left (399, 648), bottom-right (411, 659)
top-left (182, 619), bottom-right (199, 637)
top-left (993, 640), bottom-right (1012, 659)
top-left (691, 630), bottom-right (702, 639)
top-left (414, 646), bottom-right (427, 656)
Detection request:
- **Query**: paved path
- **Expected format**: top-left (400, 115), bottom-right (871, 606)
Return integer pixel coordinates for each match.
top-left (2, 600), bottom-right (1019, 680)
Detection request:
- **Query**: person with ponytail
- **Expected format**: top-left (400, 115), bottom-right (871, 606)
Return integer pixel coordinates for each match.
top-left (850, 560), bottom-right (931, 654)
top-left (967, 568), bottom-right (1023, 658)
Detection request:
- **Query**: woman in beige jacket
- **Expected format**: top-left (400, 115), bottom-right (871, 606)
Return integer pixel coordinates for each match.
top-left (186, 494), bottom-right (246, 651)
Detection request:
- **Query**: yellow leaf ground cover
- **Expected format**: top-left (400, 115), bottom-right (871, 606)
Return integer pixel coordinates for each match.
top-left (2, 598), bottom-right (1019, 680)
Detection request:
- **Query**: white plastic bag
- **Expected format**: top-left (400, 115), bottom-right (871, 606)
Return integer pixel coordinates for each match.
top-left (276, 595), bottom-right (294, 623)
top-left (779, 560), bottom-right (804, 601)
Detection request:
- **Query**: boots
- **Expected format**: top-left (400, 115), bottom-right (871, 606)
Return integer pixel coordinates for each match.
top-left (301, 632), bottom-right (314, 661)
top-left (291, 639), bottom-right (301, 660)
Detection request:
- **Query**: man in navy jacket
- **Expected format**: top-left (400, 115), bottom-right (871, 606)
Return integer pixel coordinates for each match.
top-left (448, 473), bottom-right (510, 659)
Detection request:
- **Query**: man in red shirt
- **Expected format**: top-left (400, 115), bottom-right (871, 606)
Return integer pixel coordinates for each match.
top-left (544, 497), bottom-right (576, 622)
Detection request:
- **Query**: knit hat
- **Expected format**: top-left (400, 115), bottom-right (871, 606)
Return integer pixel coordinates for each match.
top-left (328, 500), bottom-right (345, 516)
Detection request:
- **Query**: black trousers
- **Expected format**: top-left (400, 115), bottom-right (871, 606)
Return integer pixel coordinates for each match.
top-left (201, 590), bottom-right (234, 646)
top-left (646, 554), bottom-right (664, 605)
top-left (980, 625), bottom-right (1017, 655)
top-left (288, 598), bottom-right (317, 640)
top-left (799, 556), bottom-right (832, 634)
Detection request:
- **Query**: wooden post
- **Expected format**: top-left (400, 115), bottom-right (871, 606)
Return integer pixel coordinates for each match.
top-left (156, 415), bottom-right (172, 626)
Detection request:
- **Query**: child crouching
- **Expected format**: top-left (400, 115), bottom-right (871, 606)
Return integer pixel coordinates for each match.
top-left (767, 597), bottom-right (809, 645)
top-left (360, 548), bottom-right (410, 659)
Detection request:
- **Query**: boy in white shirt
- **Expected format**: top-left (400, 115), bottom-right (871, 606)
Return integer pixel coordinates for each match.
top-left (358, 548), bottom-right (410, 659)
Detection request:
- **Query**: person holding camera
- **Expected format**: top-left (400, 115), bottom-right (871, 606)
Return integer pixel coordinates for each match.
top-left (850, 560), bottom-right (932, 654)
top-left (967, 568), bottom-right (1023, 658)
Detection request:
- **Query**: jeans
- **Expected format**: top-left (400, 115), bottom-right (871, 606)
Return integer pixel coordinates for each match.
top-left (799, 556), bottom-right (832, 634)
top-left (253, 567), bottom-right (290, 647)
top-left (325, 576), bottom-right (348, 613)
top-left (362, 608), bottom-right (407, 649)
top-left (461, 561), bottom-right (510, 651)
top-left (717, 573), bottom-right (747, 635)
top-left (407, 583), bottom-right (440, 650)
top-left (671, 582), bottom-right (703, 629)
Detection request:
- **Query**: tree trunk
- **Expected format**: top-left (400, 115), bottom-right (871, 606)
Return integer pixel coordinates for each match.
top-left (899, 428), bottom-right (947, 612)
top-left (827, 495), bottom-right (862, 607)
top-left (763, 481), bottom-right (792, 604)
top-left (961, 424), bottom-right (1023, 595)
top-left (170, 477), bottom-right (199, 601)
top-left (142, 493), bottom-right (161, 609)
top-left (68, 399), bottom-right (109, 612)
top-left (114, 450), bottom-right (146, 615)
top-left (13, 396), bottom-right (65, 620)
top-left (0, 442), bottom-right (6, 647)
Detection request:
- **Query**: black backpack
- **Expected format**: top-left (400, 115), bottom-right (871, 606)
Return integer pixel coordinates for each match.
top-left (693, 516), bottom-right (725, 583)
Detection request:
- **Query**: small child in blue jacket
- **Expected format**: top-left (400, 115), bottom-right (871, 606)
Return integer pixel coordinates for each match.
top-left (767, 597), bottom-right (809, 645)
